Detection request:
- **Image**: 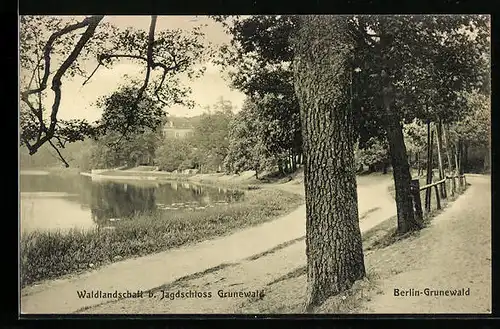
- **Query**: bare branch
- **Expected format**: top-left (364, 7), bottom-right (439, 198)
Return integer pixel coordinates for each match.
top-left (82, 62), bottom-right (102, 86)
top-left (48, 139), bottom-right (70, 167)
top-left (22, 136), bottom-right (34, 153)
top-left (26, 60), bottom-right (41, 91)
top-left (22, 16), bottom-right (104, 99)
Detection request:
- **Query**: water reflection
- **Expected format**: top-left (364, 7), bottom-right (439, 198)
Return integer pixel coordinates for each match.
top-left (19, 174), bottom-right (244, 233)
top-left (90, 182), bottom-right (157, 226)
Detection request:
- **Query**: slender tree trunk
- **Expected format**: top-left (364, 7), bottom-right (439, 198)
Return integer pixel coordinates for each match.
top-left (484, 148), bottom-right (490, 172)
top-left (292, 151), bottom-right (297, 171)
top-left (379, 31), bottom-right (421, 234)
top-left (386, 119), bottom-right (421, 233)
top-left (457, 139), bottom-right (464, 175)
top-left (442, 123), bottom-right (455, 194)
top-left (435, 119), bottom-right (446, 198)
top-left (442, 124), bottom-right (453, 174)
top-left (408, 150), bottom-right (412, 172)
top-left (293, 15), bottom-right (365, 311)
top-left (463, 143), bottom-right (469, 173)
top-left (416, 151), bottom-right (421, 177)
top-left (278, 161), bottom-right (284, 176)
top-left (454, 141), bottom-right (461, 175)
top-left (425, 121), bottom-right (434, 211)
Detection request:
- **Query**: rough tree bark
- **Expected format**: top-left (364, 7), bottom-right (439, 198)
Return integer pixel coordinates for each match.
top-left (379, 30), bottom-right (422, 234)
top-left (293, 15), bottom-right (365, 311)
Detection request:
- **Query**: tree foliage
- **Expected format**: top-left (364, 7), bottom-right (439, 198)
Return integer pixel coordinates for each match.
top-left (90, 129), bottom-right (162, 169)
top-left (224, 98), bottom-right (267, 175)
top-left (214, 15), bottom-right (303, 173)
top-left (190, 98), bottom-right (235, 171)
top-left (20, 15), bottom-right (209, 166)
top-left (355, 137), bottom-right (390, 171)
top-left (94, 85), bottom-right (167, 139)
top-left (154, 137), bottom-right (194, 172)
top-left (449, 91), bottom-right (491, 148)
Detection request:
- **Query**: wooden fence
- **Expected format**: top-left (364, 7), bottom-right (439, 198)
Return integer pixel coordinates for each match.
top-left (410, 174), bottom-right (467, 221)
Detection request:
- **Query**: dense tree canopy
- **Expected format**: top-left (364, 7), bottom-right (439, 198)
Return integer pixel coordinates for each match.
top-left (214, 15), bottom-right (303, 172)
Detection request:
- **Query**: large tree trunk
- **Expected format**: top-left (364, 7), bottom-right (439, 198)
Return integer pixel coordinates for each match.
top-left (293, 15), bottom-right (365, 311)
top-left (380, 31), bottom-right (422, 234)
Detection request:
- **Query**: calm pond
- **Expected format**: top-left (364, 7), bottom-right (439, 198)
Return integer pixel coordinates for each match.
top-left (19, 173), bottom-right (244, 234)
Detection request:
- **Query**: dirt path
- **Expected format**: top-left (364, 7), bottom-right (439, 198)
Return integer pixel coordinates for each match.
top-left (21, 175), bottom-right (395, 314)
top-left (357, 174), bottom-right (491, 314)
top-left (76, 175), bottom-right (396, 314)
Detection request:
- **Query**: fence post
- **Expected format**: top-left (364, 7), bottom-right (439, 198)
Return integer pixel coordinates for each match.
top-left (434, 184), bottom-right (441, 210)
top-left (410, 179), bottom-right (423, 221)
top-left (441, 179), bottom-right (447, 199)
top-left (463, 175), bottom-right (467, 186)
top-left (425, 181), bottom-right (432, 213)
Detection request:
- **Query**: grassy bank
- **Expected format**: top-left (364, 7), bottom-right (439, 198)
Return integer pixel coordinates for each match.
top-left (20, 188), bottom-right (303, 289)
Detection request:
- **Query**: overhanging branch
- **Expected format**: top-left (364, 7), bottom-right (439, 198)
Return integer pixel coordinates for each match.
top-left (24, 15), bottom-right (104, 155)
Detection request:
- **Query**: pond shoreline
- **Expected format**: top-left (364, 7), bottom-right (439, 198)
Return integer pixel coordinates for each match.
top-left (20, 174), bottom-right (304, 288)
top-left (85, 168), bottom-right (296, 192)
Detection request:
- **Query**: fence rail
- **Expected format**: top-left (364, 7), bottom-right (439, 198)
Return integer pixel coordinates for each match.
top-left (410, 174), bottom-right (467, 221)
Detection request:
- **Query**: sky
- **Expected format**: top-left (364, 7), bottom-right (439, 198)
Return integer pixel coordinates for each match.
top-left (33, 16), bottom-right (246, 121)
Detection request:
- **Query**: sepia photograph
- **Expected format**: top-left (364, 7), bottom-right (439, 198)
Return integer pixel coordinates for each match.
top-left (19, 14), bottom-right (491, 315)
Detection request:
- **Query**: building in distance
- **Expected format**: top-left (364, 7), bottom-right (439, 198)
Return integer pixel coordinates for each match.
top-left (162, 116), bottom-right (198, 139)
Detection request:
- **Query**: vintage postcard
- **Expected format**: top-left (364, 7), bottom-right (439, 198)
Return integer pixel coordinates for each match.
top-left (19, 14), bottom-right (491, 315)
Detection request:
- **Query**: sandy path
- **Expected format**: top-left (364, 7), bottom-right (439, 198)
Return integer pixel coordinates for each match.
top-left (21, 175), bottom-right (395, 314)
top-left (358, 174), bottom-right (491, 313)
top-left (79, 176), bottom-right (396, 314)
